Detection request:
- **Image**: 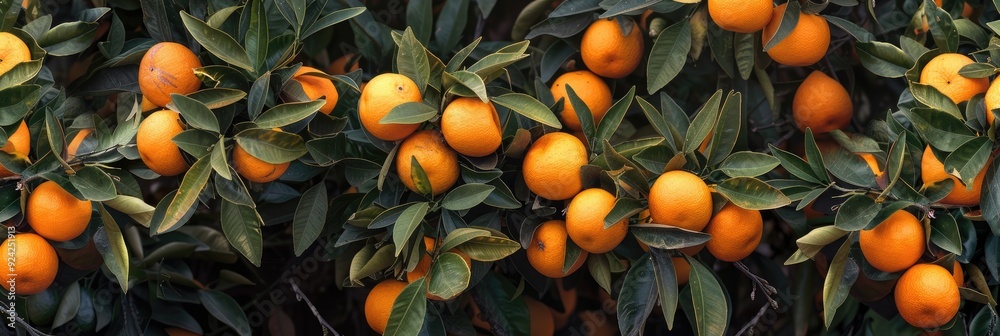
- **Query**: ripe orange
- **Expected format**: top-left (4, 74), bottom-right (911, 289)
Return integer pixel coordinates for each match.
top-left (140, 96), bottom-right (158, 112)
top-left (164, 327), bottom-right (201, 336)
top-left (860, 153), bottom-right (884, 178)
top-left (137, 110), bottom-right (189, 176)
top-left (66, 128), bottom-right (93, 160)
top-left (674, 257), bottom-right (691, 285)
top-left (578, 310), bottom-right (619, 336)
top-left (406, 237), bottom-right (438, 283)
top-left (0, 233), bottom-right (58, 295)
top-left (0, 120), bottom-right (30, 178)
top-left (708, 0), bottom-right (773, 33)
top-left (648, 170), bottom-right (713, 231)
top-left (232, 143), bottom-right (289, 183)
top-left (293, 66), bottom-right (339, 115)
top-left (27, 180), bottom-right (92, 242)
top-left (526, 220), bottom-right (588, 278)
top-left (328, 53), bottom-right (360, 75)
top-left (138, 42), bottom-right (202, 107)
top-left (934, 0), bottom-right (973, 18)
top-left (859, 210), bottom-right (925, 273)
top-left (919, 53), bottom-right (989, 104)
top-left (0, 32), bottom-right (31, 76)
top-left (550, 278), bottom-right (579, 330)
top-left (951, 260), bottom-right (964, 287)
top-left (395, 130), bottom-right (459, 196)
top-left (792, 71), bottom-right (853, 134)
top-left (522, 132), bottom-right (589, 201)
top-left (580, 18), bottom-right (644, 78)
top-left (359, 73), bottom-right (423, 141)
top-left (703, 202), bottom-right (763, 262)
top-left (440, 97), bottom-right (503, 157)
top-left (364, 279), bottom-right (408, 334)
top-left (762, 4), bottom-right (830, 66)
top-left (550, 70), bottom-right (612, 131)
top-left (921, 145), bottom-right (987, 206)
top-left (566, 188), bottom-right (628, 254)
top-left (895, 264), bottom-right (961, 329)
top-left (982, 76), bottom-right (1000, 126)
top-left (525, 297), bottom-right (556, 336)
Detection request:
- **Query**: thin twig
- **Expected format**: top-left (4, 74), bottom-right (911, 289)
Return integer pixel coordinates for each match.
top-left (289, 279), bottom-right (341, 336)
top-left (735, 261), bottom-right (778, 309)
top-left (734, 303), bottom-right (770, 336)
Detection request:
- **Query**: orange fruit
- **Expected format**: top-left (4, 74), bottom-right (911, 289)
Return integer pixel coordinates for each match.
top-left (859, 210), bottom-right (925, 273)
top-left (525, 297), bottom-right (555, 336)
top-left (140, 96), bottom-right (158, 112)
top-left (293, 66), bottom-right (339, 115)
top-left (328, 53), bottom-right (360, 75)
top-left (762, 4), bottom-right (830, 66)
top-left (27, 180), bottom-right (92, 242)
top-left (951, 260), bottom-right (964, 287)
top-left (232, 143), bottom-right (289, 183)
top-left (395, 130), bottom-right (459, 196)
top-left (674, 257), bottom-right (691, 285)
top-left (0, 233), bottom-right (58, 295)
top-left (522, 132), bottom-right (589, 201)
top-left (138, 42), bottom-right (202, 107)
top-left (580, 18), bottom-right (644, 78)
top-left (919, 53), bottom-right (989, 104)
top-left (648, 170), bottom-right (713, 231)
top-left (406, 237), bottom-right (438, 283)
top-left (860, 153), bottom-right (884, 178)
top-left (895, 264), bottom-right (961, 329)
top-left (0, 120), bottom-right (30, 178)
top-left (137, 110), bottom-right (189, 176)
top-left (364, 279), bottom-right (408, 334)
top-left (577, 310), bottom-right (619, 336)
top-left (66, 128), bottom-right (93, 160)
top-left (526, 220), bottom-right (588, 278)
top-left (550, 278), bottom-right (579, 329)
top-left (921, 145), bottom-right (987, 206)
top-left (703, 202), bottom-right (763, 262)
top-left (566, 188), bottom-right (628, 254)
top-left (164, 327), bottom-right (201, 336)
top-left (359, 73), bottom-right (423, 141)
top-left (550, 70), bottom-right (612, 131)
top-left (440, 97), bottom-right (503, 157)
top-left (934, 0), bottom-right (973, 18)
top-left (792, 71), bottom-right (853, 134)
top-left (708, 0), bottom-right (773, 33)
top-left (0, 32), bottom-right (31, 76)
top-left (982, 76), bottom-right (1000, 126)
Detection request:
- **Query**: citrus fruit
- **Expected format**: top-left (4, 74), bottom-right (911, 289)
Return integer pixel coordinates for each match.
top-left (578, 310), bottom-right (619, 336)
top-left (860, 153), bottom-right (884, 178)
top-left (232, 142), bottom-right (289, 183)
top-left (935, 0), bottom-right (973, 18)
top-left (26, 286), bottom-right (61, 326)
top-left (359, 73), bottom-right (423, 141)
top-left (137, 110), bottom-right (189, 176)
top-left (708, 0), bottom-right (773, 33)
top-left (566, 188), bottom-right (628, 254)
top-left (762, 4), bottom-right (830, 66)
top-left (328, 53), bottom-right (360, 75)
top-left (0, 32), bottom-right (31, 76)
top-left (704, 202), bottom-right (763, 262)
top-left (0, 233), bottom-right (58, 295)
top-left (895, 263), bottom-right (961, 329)
top-left (919, 53), bottom-right (989, 104)
top-left (27, 180), bottom-right (92, 242)
top-left (648, 170), bottom-right (713, 231)
top-left (522, 132), bottom-right (589, 200)
top-left (140, 96), bottom-right (158, 112)
top-left (0, 120), bottom-right (31, 178)
top-left (859, 209), bottom-right (925, 273)
top-left (440, 97), bottom-right (503, 157)
top-left (164, 327), bottom-right (201, 336)
top-left (293, 66), bottom-right (339, 115)
top-left (982, 76), bottom-right (1000, 126)
top-left (550, 278), bottom-right (578, 329)
top-left (580, 18), bottom-right (644, 78)
top-left (674, 257), bottom-right (691, 285)
top-left (951, 260), bottom-right (964, 287)
top-left (550, 70), bottom-right (612, 131)
top-left (395, 130), bottom-right (459, 196)
top-left (792, 71), bottom-right (853, 134)
top-left (525, 297), bottom-right (555, 336)
top-left (138, 42), bottom-right (202, 107)
top-left (921, 145), bottom-right (987, 206)
top-left (66, 128), bottom-right (93, 160)
top-left (526, 220), bottom-right (588, 278)
top-left (364, 279), bottom-right (408, 334)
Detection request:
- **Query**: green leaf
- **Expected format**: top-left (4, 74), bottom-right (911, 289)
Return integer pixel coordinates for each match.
top-left (683, 90), bottom-right (722, 154)
top-left (302, 7), bottom-right (365, 40)
top-left (925, 1), bottom-right (959, 53)
top-left (254, 101), bottom-right (325, 128)
top-left (408, 157), bottom-right (433, 196)
top-left (856, 41), bottom-right (913, 78)
top-left (822, 237), bottom-right (858, 328)
top-left (51, 282), bottom-right (80, 329)
top-left (943, 137), bottom-right (991, 190)
top-left (687, 256), bottom-right (729, 336)
top-left (220, 200), bottom-right (263, 266)
top-left (596, 86), bottom-right (636, 146)
top-left (717, 151), bottom-right (780, 177)
top-left (0, 59), bottom-right (42, 91)
top-left (930, 214), bottom-right (962, 255)
top-left (905, 108), bottom-right (975, 152)
top-left (199, 289), bottom-right (252, 336)
top-left (455, 235), bottom-right (520, 261)
top-left (763, 0), bottom-right (800, 51)
top-left (734, 32), bottom-right (754, 80)
top-left (38, 21), bottom-right (100, 56)
top-left (234, 128), bottom-right (306, 164)
top-left (617, 255), bottom-right (657, 336)
top-left (565, 85), bottom-right (596, 146)
top-left (395, 27), bottom-right (431, 93)
top-left (588, 251), bottom-right (613, 294)
top-left (446, 70), bottom-right (488, 102)
top-left (155, 156), bottom-right (212, 234)
top-left (910, 83), bottom-right (963, 119)
top-left (650, 249), bottom-right (679, 329)
top-left (95, 205), bottom-right (129, 291)
top-left (180, 11), bottom-right (254, 71)
top-left (384, 278), bottom-right (428, 336)
top-left (604, 197), bottom-right (643, 229)
top-left (0, 85), bottom-right (41, 122)
top-left (350, 244), bottom-right (395, 283)
top-left (879, 133), bottom-right (908, 201)
top-left (834, 195), bottom-right (881, 231)
top-left (982, 160), bottom-right (1000, 236)
top-left (293, 183), bottom-right (328, 256)
top-left (446, 37), bottom-right (481, 72)
top-left (438, 227), bottom-right (492, 252)
top-left (822, 15), bottom-right (874, 42)
top-left (714, 177), bottom-right (792, 210)
top-left (770, 144), bottom-right (822, 184)
top-left (793, 226), bottom-right (848, 262)
top-left (169, 94), bottom-right (220, 133)
top-left (427, 252), bottom-right (471, 300)
top-left (958, 62), bottom-right (997, 78)
top-left (632, 224), bottom-right (711, 250)
top-left (802, 129), bottom-right (829, 183)
top-left (44, 108), bottom-right (65, 159)
top-left (706, 91), bottom-right (742, 166)
top-left (103, 195), bottom-right (155, 226)
top-left (647, 21), bottom-right (692, 94)
top-left (380, 102), bottom-right (437, 125)
top-left (432, 0), bottom-right (469, 55)
top-left (393, 202), bottom-right (429, 256)
top-left (491, 93), bottom-right (562, 128)
top-left (407, 0), bottom-right (433, 43)
top-left (441, 184), bottom-right (495, 211)
top-left (210, 138), bottom-right (232, 180)
top-left (244, 0), bottom-right (268, 73)
top-left (70, 166), bottom-right (117, 201)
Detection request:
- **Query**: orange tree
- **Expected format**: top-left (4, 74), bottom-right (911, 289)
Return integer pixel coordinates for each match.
top-left (0, 0), bottom-right (999, 335)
